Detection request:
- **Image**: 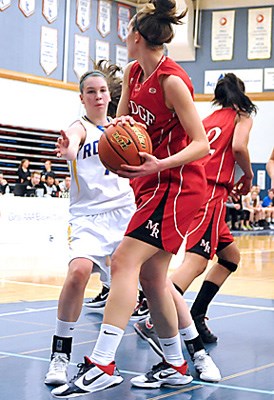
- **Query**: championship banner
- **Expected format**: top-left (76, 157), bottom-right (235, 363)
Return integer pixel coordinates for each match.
top-left (19, 0), bottom-right (35, 17)
top-left (40, 26), bottom-right (58, 75)
top-left (96, 39), bottom-right (109, 63)
top-left (97, 0), bottom-right (111, 38)
top-left (76, 0), bottom-right (91, 32)
top-left (0, 0), bottom-right (11, 11)
top-left (248, 7), bottom-right (272, 60)
top-left (42, 0), bottom-right (58, 23)
top-left (74, 34), bottom-right (90, 80)
top-left (117, 3), bottom-right (130, 42)
top-left (211, 10), bottom-right (235, 61)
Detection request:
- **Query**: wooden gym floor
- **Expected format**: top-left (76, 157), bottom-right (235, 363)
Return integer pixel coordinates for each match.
top-left (0, 231), bottom-right (274, 400)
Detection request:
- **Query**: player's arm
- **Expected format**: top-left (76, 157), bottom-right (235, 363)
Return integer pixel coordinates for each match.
top-left (160, 75), bottom-right (209, 168)
top-left (266, 148), bottom-right (274, 188)
top-left (56, 122), bottom-right (85, 161)
top-left (232, 113), bottom-right (254, 195)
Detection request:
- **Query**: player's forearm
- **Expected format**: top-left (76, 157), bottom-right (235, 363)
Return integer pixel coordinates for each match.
top-left (233, 148), bottom-right (253, 179)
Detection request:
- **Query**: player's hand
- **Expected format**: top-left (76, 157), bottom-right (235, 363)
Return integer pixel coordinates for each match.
top-left (230, 174), bottom-right (252, 200)
top-left (117, 152), bottom-right (161, 178)
top-left (105, 116), bottom-right (146, 129)
top-left (55, 130), bottom-right (70, 158)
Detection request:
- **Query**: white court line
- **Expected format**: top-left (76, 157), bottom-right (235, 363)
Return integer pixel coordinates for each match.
top-left (0, 351), bottom-right (273, 396)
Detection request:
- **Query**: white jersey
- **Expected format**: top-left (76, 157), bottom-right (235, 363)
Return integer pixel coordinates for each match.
top-left (69, 117), bottom-right (134, 216)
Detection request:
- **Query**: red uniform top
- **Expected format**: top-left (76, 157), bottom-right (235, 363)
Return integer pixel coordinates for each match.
top-left (124, 56), bottom-right (207, 254)
top-left (186, 108), bottom-right (238, 258)
top-left (204, 108), bottom-right (237, 191)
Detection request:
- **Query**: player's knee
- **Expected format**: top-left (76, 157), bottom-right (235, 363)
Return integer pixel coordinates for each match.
top-left (217, 258), bottom-right (238, 272)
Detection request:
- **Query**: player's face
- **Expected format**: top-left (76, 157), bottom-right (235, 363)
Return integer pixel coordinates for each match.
top-left (80, 76), bottom-right (111, 112)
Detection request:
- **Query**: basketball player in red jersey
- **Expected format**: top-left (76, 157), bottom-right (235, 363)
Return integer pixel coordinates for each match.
top-left (51, 1), bottom-right (211, 397)
top-left (135, 73), bottom-right (257, 355)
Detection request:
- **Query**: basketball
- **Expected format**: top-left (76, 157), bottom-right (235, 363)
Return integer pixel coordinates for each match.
top-left (98, 122), bottom-right (153, 173)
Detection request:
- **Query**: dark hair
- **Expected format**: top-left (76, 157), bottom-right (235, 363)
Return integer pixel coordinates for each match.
top-left (213, 73), bottom-right (257, 115)
top-left (79, 60), bottom-right (122, 118)
top-left (133, 0), bottom-right (187, 47)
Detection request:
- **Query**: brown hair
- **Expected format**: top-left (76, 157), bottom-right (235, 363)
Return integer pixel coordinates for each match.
top-left (133, 0), bottom-right (187, 47)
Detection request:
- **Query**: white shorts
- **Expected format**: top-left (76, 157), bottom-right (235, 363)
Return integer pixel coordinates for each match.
top-left (68, 204), bottom-right (135, 284)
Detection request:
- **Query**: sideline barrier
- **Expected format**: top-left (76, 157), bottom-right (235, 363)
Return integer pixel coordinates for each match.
top-left (0, 196), bottom-right (70, 278)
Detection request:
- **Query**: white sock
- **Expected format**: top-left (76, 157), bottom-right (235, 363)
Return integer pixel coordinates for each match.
top-left (159, 333), bottom-right (185, 367)
top-left (91, 324), bottom-right (124, 366)
top-left (179, 322), bottom-right (198, 341)
top-left (55, 318), bottom-right (76, 338)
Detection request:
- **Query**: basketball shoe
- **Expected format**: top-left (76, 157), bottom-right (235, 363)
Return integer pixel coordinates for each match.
top-left (130, 291), bottom-right (149, 321)
top-left (134, 317), bottom-right (163, 357)
top-left (134, 317), bottom-right (221, 382)
top-left (44, 352), bottom-right (69, 385)
top-left (193, 350), bottom-right (221, 382)
top-left (51, 356), bottom-right (123, 398)
top-left (84, 285), bottom-right (109, 309)
top-left (130, 360), bottom-right (193, 388)
top-left (193, 314), bottom-right (218, 343)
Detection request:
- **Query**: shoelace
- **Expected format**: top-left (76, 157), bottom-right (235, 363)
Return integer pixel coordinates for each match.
top-left (50, 354), bottom-right (68, 372)
top-left (146, 361), bottom-right (169, 378)
top-left (69, 361), bottom-right (91, 383)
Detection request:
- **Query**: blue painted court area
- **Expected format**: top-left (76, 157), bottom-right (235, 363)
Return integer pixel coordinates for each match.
top-left (0, 293), bottom-right (274, 400)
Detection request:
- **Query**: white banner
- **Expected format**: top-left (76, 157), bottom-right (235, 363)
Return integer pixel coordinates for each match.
top-left (95, 40), bottom-right (109, 63)
top-left (264, 68), bottom-right (274, 90)
top-left (43, 0), bottom-right (58, 23)
top-left (74, 34), bottom-right (90, 80)
top-left (76, 0), bottom-right (91, 32)
top-left (248, 7), bottom-right (272, 60)
top-left (97, 0), bottom-right (111, 38)
top-left (204, 69), bottom-right (263, 94)
top-left (211, 10), bottom-right (235, 61)
top-left (40, 26), bottom-right (58, 75)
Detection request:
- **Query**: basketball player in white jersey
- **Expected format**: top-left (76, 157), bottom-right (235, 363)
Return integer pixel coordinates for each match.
top-left (44, 63), bottom-right (135, 386)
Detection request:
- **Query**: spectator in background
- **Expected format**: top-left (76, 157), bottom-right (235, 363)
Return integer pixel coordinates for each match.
top-left (44, 172), bottom-right (60, 197)
top-left (17, 158), bottom-right (31, 183)
top-left (41, 160), bottom-right (58, 184)
top-left (0, 172), bottom-right (10, 195)
top-left (226, 195), bottom-right (243, 230)
top-left (59, 176), bottom-right (71, 198)
top-left (266, 148), bottom-right (274, 189)
top-left (261, 189), bottom-right (274, 228)
top-left (23, 171), bottom-right (46, 197)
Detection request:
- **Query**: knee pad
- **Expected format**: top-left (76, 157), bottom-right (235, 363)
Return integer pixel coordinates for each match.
top-left (218, 258), bottom-right (238, 272)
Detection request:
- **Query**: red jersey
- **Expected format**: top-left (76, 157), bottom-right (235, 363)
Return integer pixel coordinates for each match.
top-left (203, 108), bottom-right (237, 191)
top-left (125, 56), bottom-right (207, 254)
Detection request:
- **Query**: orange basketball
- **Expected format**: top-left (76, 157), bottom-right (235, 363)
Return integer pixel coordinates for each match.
top-left (98, 122), bottom-right (153, 173)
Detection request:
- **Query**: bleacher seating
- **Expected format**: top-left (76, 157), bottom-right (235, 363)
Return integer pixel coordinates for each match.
top-left (0, 124), bottom-right (69, 186)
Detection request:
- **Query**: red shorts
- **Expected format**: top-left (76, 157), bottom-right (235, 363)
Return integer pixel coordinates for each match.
top-left (186, 184), bottom-right (234, 260)
top-left (125, 164), bottom-right (207, 254)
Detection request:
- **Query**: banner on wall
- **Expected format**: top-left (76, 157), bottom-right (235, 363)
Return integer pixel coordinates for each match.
top-left (76, 0), bottom-right (91, 32)
top-left (248, 8), bottom-right (272, 60)
top-left (204, 69), bottom-right (263, 94)
top-left (40, 26), bottom-right (58, 75)
top-left (264, 68), bottom-right (274, 90)
top-left (0, 0), bottom-right (11, 11)
top-left (96, 39), bottom-right (109, 63)
top-left (97, 0), bottom-right (111, 38)
top-left (74, 34), bottom-right (90, 80)
top-left (43, 0), bottom-right (58, 23)
top-left (19, 0), bottom-right (35, 17)
top-left (117, 3), bottom-right (130, 42)
top-left (211, 10), bottom-right (235, 61)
